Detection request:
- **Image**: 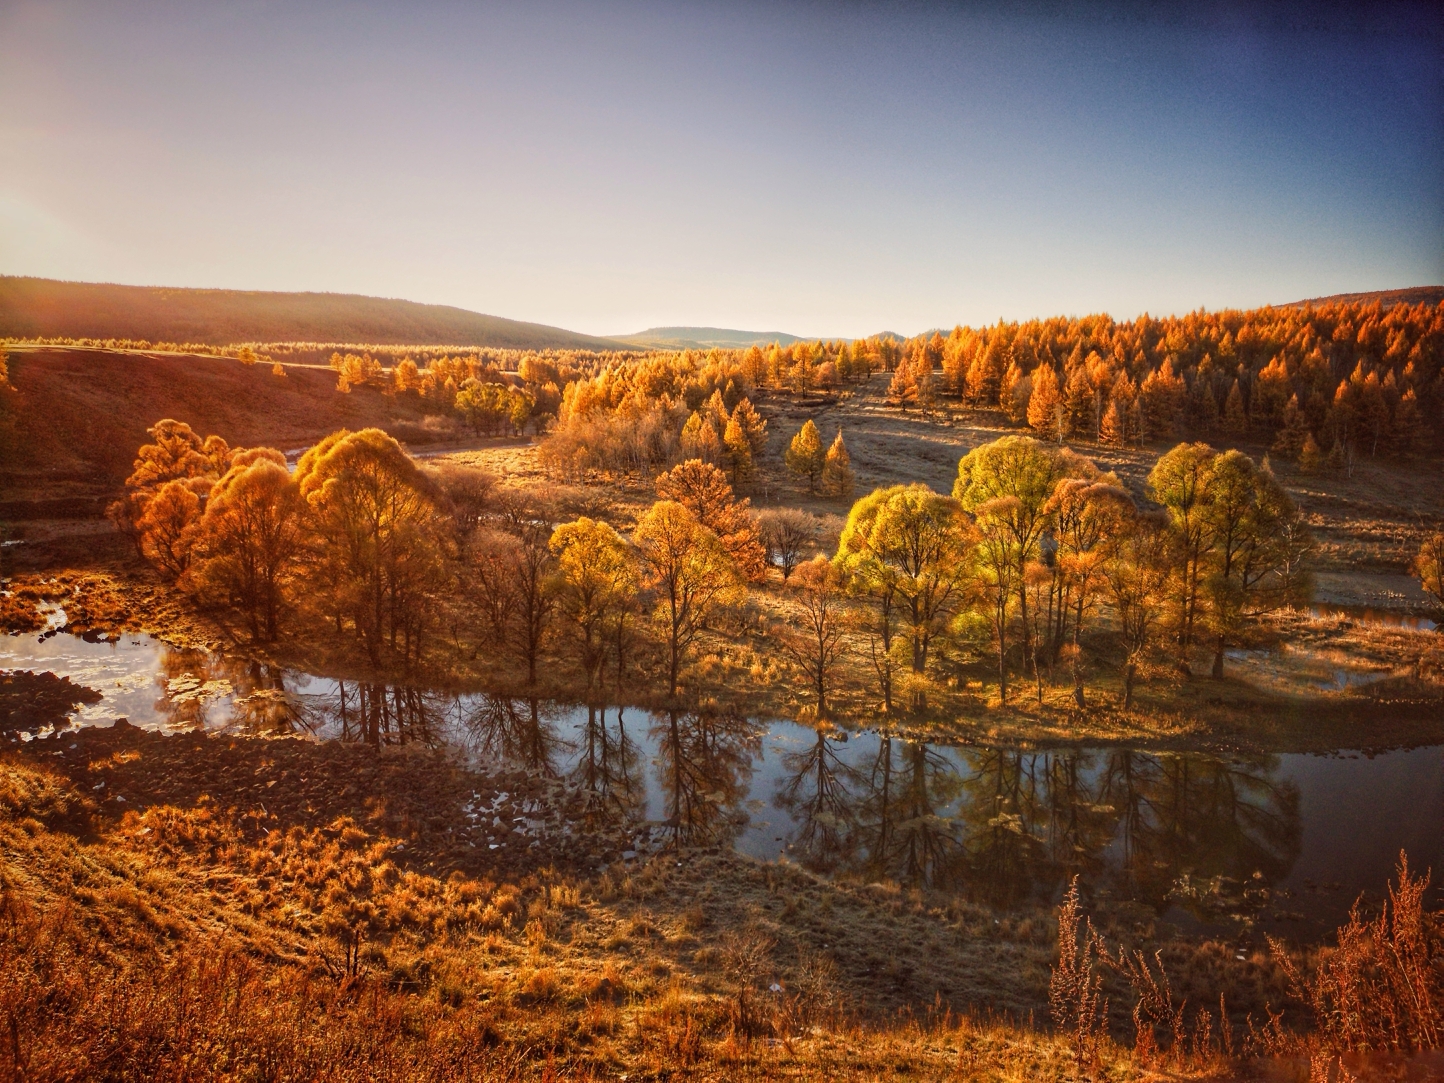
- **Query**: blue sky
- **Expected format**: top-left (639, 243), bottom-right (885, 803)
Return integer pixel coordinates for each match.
top-left (1, 1), bottom-right (1439, 337)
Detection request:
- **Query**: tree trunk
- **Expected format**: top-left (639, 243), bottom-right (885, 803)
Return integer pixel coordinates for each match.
top-left (1211, 635), bottom-right (1225, 679)
top-left (1123, 662), bottom-right (1136, 710)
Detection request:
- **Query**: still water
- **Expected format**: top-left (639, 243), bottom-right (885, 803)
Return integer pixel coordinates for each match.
top-left (4, 624), bottom-right (1443, 938)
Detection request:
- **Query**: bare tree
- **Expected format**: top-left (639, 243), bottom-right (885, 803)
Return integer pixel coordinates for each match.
top-left (757, 507), bottom-right (817, 580)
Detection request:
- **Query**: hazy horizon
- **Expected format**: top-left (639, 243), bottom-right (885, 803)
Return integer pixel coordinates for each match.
top-left (2, 1), bottom-right (1440, 339)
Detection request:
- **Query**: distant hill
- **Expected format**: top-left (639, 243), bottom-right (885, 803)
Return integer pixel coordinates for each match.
top-left (615, 327), bottom-right (808, 350)
top-left (1281, 286), bottom-right (1443, 310)
top-left (0, 276), bottom-right (627, 351)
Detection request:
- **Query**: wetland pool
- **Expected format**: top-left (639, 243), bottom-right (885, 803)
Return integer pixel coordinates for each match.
top-left (4, 623), bottom-right (1442, 940)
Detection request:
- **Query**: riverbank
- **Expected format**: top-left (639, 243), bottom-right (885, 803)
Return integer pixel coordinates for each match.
top-left (4, 559), bottom-right (1442, 757)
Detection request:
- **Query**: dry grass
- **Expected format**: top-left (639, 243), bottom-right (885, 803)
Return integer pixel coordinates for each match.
top-left (0, 752), bottom-right (1235, 1081)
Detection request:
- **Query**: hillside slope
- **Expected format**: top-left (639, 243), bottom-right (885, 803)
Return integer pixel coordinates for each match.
top-left (0, 347), bottom-right (444, 511)
top-left (1281, 286), bottom-right (1443, 310)
top-left (0, 276), bottom-right (626, 351)
top-left (615, 326), bottom-right (806, 349)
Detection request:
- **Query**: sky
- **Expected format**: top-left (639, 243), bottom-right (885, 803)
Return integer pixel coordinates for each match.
top-left (0, 1), bottom-right (1440, 339)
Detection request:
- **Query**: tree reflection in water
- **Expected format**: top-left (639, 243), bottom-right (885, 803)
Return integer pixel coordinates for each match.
top-left (154, 647), bottom-right (313, 735)
top-left (572, 705), bottom-right (645, 824)
top-left (457, 695), bottom-right (568, 773)
top-left (772, 729), bottom-right (1302, 915)
top-left (651, 709), bottom-right (764, 847)
top-left (773, 728), bottom-right (861, 873)
top-left (322, 681), bottom-right (452, 747)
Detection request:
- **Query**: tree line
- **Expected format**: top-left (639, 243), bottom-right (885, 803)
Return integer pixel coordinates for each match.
top-left (127, 416), bottom-right (1439, 725)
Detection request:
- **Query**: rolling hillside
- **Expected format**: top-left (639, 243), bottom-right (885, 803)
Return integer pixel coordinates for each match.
top-left (0, 277), bottom-right (626, 351)
top-left (1281, 286), bottom-right (1443, 310)
top-left (0, 347), bottom-right (445, 513)
top-left (614, 326), bottom-right (806, 350)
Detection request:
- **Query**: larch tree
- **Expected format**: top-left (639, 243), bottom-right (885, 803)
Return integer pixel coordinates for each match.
top-left (834, 489), bottom-right (900, 714)
top-left (821, 430), bottom-right (854, 498)
top-left (785, 420), bottom-right (827, 493)
top-left (634, 500), bottom-right (742, 698)
top-left (722, 415), bottom-right (754, 487)
top-left (730, 398), bottom-right (769, 458)
top-left (1414, 532), bottom-right (1444, 615)
top-left (655, 459), bottom-right (766, 581)
top-left (1027, 364), bottom-right (1065, 442)
top-left (188, 448), bottom-right (303, 642)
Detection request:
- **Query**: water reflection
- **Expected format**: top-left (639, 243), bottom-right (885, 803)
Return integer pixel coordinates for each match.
top-left (651, 709), bottom-right (765, 846)
top-left (4, 624), bottom-right (1428, 932)
top-left (770, 739), bottom-right (1302, 917)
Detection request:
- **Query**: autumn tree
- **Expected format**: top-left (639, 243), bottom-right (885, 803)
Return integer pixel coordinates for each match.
top-left (821, 430), bottom-right (854, 498)
top-left (188, 448), bottom-right (303, 641)
top-left (1414, 532), bottom-right (1444, 616)
top-left (779, 556), bottom-right (848, 719)
top-left (835, 489), bottom-right (901, 714)
top-left (972, 497), bottom-right (1021, 705)
top-left (634, 500), bottom-right (742, 698)
top-left (120, 419), bottom-right (231, 572)
top-left (137, 480), bottom-right (203, 578)
top-left (655, 459), bottom-right (766, 580)
top-left (730, 398), bottom-right (768, 458)
top-left (469, 492), bottom-right (559, 687)
top-left (296, 429), bottom-right (447, 666)
top-left (1147, 442), bottom-right (1217, 664)
top-left (785, 420), bottom-right (827, 493)
top-left (1028, 364), bottom-right (1066, 442)
top-left (1105, 510), bottom-right (1175, 709)
top-left (428, 462), bottom-right (497, 539)
top-left (722, 414), bottom-right (754, 487)
top-left (1048, 478), bottom-right (1134, 705)
top-left (836, 484), bottom-right (971, 710)
top-left (680, 412), bottom-right (723, 464)
top-left (954, 436), bottom-right (1076, 698)
top-left (549, 517), bottom-right (638, 699)
top-left (1201, 451), bottom-right (1310, 677)
top-left (757, 507), bottom-right (816, 580)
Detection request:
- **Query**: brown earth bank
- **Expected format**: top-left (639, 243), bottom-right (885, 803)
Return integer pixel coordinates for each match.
top-left (0, 346), bottom-right (450, 507)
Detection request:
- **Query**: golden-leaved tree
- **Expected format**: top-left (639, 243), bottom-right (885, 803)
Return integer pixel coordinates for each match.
top-left (634, 500), bottom-right (742, 698)
top-left (785, 420), bottom-right (827, 493)
top-left (188, 448), bottom-right (303, 642)
top-left (654, 460), bottom-right (766, 581)
top-left (296, 429), bottom-right (447, 667)
top-left (549, 516), bottom-right (638, 700)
